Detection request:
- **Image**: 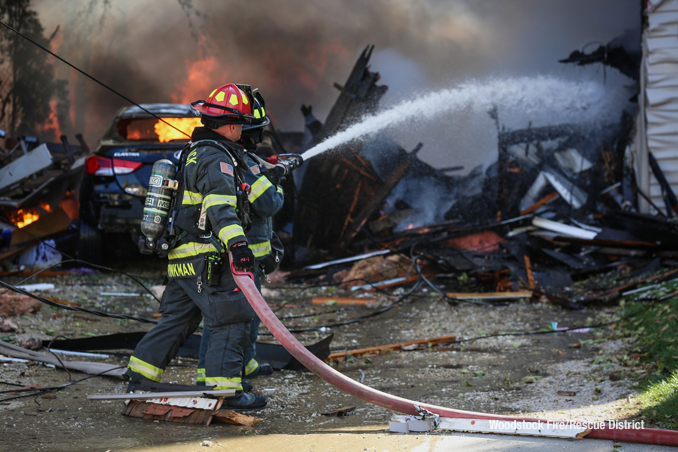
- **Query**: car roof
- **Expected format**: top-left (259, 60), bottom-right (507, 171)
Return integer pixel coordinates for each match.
top-left (119, 103), bottom-right (195, 117)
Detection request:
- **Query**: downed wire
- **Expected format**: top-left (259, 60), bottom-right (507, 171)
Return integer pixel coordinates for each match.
top-left (0, 20), bottom-right (190, 139)
top-left (448, 314), bottom-right (638, 345)
top-left (0, 259), bottom-right (77, 296)
top-left (0, 366), bottom-right (125, 403)
top-left (260, 279), bottom-right (424, 334)
top-left (0, 279), bottom-right (157, 324)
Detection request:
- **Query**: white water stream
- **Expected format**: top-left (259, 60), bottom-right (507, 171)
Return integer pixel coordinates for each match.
top-left (302, 75), bottom-right (623, 160)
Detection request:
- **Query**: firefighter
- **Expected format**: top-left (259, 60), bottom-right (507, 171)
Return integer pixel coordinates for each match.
top-left (125, 83), bottom-right (266, 409)
top-left (197, 90), bottom-right (302, 385)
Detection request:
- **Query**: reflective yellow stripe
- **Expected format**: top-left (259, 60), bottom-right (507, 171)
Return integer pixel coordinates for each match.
top-left (218, 224), bottom-right (245, 245)
top-left (182, 190), bottom-right (202, 206)
top-left (254, 109), bottom-right (261, 119)
top-left (276, 186), bottom-right (284, 194)
top-left (249, 240), bottom-right (271, 258)
top-left (203, 194), bottom-right (237, 210)
top-left (204, 376), bottom-right (242, 391)
top-left (197, 368), bottom-right (206, 383)
top-left (245, 359), bottom-right (259, 376)
top-left (168, 242), bottom-right (218, 260)
top-left (128, 356), bottom-right (163, 382)
top-left (215, 91), bottom-right (225, 102)
top-left (228, 93), bottom-right (238, 106)
top-left (249, 177), bottom-right (273, 203)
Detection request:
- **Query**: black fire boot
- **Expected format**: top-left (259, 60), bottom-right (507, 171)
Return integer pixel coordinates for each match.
top-left (223, 392), bottom-right (267, 410)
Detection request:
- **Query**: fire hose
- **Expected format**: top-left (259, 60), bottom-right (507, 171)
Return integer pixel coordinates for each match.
top-left (231, 261), bottom-right (678, 446)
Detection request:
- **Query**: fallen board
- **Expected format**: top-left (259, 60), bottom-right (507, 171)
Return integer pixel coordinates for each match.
top-left (325, 335), bottom-right (456, 362)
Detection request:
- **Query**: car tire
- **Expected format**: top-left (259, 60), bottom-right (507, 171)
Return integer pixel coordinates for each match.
top-left (77, 221), bottom-right (104, 267)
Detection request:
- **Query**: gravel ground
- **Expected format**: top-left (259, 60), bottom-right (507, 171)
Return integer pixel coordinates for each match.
top-left (0, 261), bottom-right (652, 451)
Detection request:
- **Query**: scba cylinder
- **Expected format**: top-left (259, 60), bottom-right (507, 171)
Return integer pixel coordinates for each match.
top-left (141, 159), bottom-right (177, 242)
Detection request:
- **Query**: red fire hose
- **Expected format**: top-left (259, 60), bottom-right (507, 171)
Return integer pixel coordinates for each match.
top-left (232, 263), bottom-right (678, 446)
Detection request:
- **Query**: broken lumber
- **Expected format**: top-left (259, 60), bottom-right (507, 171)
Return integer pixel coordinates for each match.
top-left (335, 151), bottom-right (414, 252)
top-left (212, 409), bottom-right (263, 426)
top-left (121, 396), bottom-right (225, 426)
top-left (325, 335), bottom-right (456, 362)
top-left (350, 273), bottom-right (436, 292)
top-left (520, 191), bottom-right (559, 215)
top-left (0, 292), bottom-right (42, 317)
top-left (445, 291), bottom-right (532, 301)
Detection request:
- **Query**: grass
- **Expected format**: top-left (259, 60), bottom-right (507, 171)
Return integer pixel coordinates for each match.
top-left (616, 291), bottom-right (678, 429)
top-left (636, 371), bottom-right (678, 428)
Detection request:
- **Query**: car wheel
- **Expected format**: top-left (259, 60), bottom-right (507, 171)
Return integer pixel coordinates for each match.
top-left (77, 221), bottom-right (105, 266)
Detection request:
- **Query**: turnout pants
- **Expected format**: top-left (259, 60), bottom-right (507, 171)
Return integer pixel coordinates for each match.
top-left (198, 272), bottom-right (262, 383)
top-left (128, 271), bottom-right (252, 391)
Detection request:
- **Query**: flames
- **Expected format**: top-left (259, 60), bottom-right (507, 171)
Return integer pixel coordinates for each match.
top-left (12, 203), bottom-right (52, 229)
top-left (155, 117), bottom-right (201, 142)
top-left (41, 98), bottom-right (62, 142)
top-left (171, 52), bottom-right (220, 104)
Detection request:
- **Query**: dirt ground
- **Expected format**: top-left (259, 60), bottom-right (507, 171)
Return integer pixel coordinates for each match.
top-left (0, 257), bottom-right (651, 451)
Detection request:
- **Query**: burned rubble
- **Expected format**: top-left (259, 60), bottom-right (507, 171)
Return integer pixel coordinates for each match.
top-left (0, 35), bottom-right (677, 449)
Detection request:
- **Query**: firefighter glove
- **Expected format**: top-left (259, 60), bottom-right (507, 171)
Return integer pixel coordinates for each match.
top-left (265, 165), bottom-right (286, 185)
top-left (230, 241), bottom-right (255, 270)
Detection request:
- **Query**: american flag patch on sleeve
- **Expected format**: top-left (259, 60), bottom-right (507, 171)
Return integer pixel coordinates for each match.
top-left (250, 165), bottom-right (261, 175)
top-left (220, 162), bottom-right (233, 176)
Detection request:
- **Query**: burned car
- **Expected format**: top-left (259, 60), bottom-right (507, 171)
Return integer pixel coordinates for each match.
top-left (78, 104), bottom-right (200, 263)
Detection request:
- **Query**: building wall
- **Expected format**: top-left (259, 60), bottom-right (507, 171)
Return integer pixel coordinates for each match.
top-left (640, 0), bottom-right (678, 214)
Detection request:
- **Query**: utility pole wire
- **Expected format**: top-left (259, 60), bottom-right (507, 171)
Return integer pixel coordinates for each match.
top-left (0, 20), bottom-right (191, 138)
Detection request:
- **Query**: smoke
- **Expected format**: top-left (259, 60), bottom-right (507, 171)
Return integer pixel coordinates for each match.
top-left (29, 0), bottom-right (639, 149)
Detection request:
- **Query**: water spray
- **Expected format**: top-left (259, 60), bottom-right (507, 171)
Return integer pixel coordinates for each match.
top-left (302, 76), bottom-right (621, 160)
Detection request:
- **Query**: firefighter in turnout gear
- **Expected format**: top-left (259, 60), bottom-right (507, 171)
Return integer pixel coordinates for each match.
top-left (197, 90), bottom-right (302, 385)
top-left (126, 83), bottom-right (266, 409)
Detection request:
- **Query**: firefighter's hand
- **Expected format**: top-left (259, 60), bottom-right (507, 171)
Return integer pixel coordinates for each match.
top-left (230, 241), bottom-right (255, 270)
top-left (265, 165), bottom-right (286, 185)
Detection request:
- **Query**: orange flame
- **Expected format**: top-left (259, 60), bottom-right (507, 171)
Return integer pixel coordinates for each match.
top-left (40, 98), bottom-right (61, 141)
top-left (407, 224), bottom-right (414, 230)
top-left (171, 55), bottom-right (220, 104)
top-left (13, 209), bottom-right (40, 228)
top-left (155, 118), bottom-right (202, 142)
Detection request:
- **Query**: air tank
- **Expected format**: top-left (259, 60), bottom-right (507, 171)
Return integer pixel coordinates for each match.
top-left (141, 159), bottom-right (177, 242)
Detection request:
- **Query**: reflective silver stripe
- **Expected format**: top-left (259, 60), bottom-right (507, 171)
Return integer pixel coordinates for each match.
top-left (249, 177), bottom-right (273, 203)
top-left (204, 376), bottom-right (242, 391)
top-left (203, 194), bottom-right (237, 209)
top-left (249, 240), bottom-right (271, 258)
top-left (245, 359), bottom-right (259, 376)
top-left (182, 190), bottom-right (203, 206)
top-left (197, 368), bottom-right (206, 382)
top-left (128, 356), bottom-right (163, 382)
top-left (218, 224), bottom-right (245, 245)
top-left (168, 242), bottom-right (218, 260)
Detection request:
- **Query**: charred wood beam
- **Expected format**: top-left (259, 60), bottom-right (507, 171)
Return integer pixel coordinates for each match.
top-left (498, 124), bottom-right (581, 148)
top-left (334, 147), bottom-right (417, 253)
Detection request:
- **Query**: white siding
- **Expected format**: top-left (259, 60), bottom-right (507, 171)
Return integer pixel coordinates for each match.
top-left (641, 0), bottom-right (678, 213)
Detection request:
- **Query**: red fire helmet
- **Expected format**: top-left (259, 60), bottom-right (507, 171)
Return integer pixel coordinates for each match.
top-left (191, 83), bottom-right (254, 126)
